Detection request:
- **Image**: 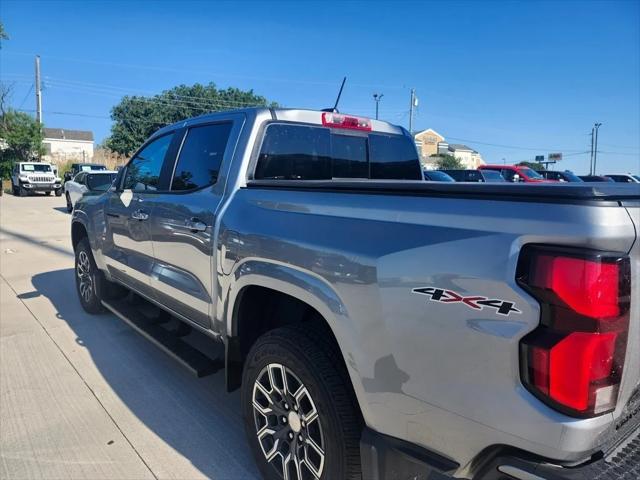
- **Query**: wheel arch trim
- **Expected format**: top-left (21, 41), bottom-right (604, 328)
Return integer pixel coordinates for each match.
top-left (225, 258), bottom-right (372, 422)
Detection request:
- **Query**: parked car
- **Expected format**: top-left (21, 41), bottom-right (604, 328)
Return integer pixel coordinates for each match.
top-left (64, 170), bottom-right (118, 212)
top-left (423, 170), bottom-right (455, 182)
top-left (10, 162), bottom-right (63, 196)
top-left (64, 163), bottom-right (108, 183)
top-left (440, 169), bottom-right (506, 182)
top-left (605, 174), bottom-right (640, 184)
top-left (479, 164), bottom-right (554, 183)
top-left (71, 108), bottom-right (639, 480)
top-left (535, 170), bottom-right (583, 182)
top-left (579, 175), bottom-right (615, 182)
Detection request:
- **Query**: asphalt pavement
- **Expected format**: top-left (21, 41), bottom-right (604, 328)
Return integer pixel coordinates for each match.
top-left (0, 193), bottom-right (261, 479)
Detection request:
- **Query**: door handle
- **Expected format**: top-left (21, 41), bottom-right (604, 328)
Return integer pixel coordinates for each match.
top-left (186, 218), bottom-right (207, 233)
top-left (131, 209), bottom-right (149, 221)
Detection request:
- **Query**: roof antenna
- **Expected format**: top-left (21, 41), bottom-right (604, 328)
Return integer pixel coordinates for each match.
top-left (322, 76), bottom-right (346, 113)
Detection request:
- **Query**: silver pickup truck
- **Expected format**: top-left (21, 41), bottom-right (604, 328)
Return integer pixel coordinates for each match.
top-left (71, 108), bottom-right (639, 480)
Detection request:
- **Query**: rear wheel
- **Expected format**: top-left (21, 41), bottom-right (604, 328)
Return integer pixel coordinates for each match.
top-left (66, 193), bottom-right (73, 212)
top-left (242, 325), bottom-right (362, 480)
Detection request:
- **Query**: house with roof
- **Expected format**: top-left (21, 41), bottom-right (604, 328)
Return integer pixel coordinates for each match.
top-left (42, 128), bottom-right (94, 163)
top-left (445, 144), bottom-right (485, 169)
top-left (413, 128), bottom-right (484, 169)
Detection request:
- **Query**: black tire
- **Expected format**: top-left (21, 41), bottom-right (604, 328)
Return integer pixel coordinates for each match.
top-left (12, 185), bottom-right (18, 196)
top-left (242, 324), bottom-right (362, 480)
top-left (74, 238), bottom-right (126, 314)
top-left (19, 186), bottom-right (28, 197)
top-left (55, 189), bottom-right (62, 197)
top-left (66, 193), bottom-right (73, 213)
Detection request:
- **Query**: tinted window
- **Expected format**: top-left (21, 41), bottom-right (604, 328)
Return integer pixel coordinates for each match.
top-left (255, 124), bottom-right (421, 181)
top-left (255, 124), bottom-right (331, 180)
top-left (369, 134), bottom-right (422, 180)
top-left (331, 135), bottom-right (367, 178)
top-left (480, 170), bottom-right (505, 182)
top-left (500, 169), bottom-right (516, 182)
top-left (124, 133), bottom-right (174, 191)
top-left (73, 172), bottom-right (87, 184)
top-left (519, 167), bottom-right (544, 179)
top-left (440, 170), bottom-right (465, 181)
top-left (424, 170), bottom-right (454, 182)
top-left (172, 123), bottom-right (232, 191)
top-left (87, 173), bottom-right (117, 191)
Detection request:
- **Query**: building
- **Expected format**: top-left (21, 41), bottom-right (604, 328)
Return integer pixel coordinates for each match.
top-left (446, 144), bottom-right (485, 169)
top-left (43, 128), bottom-right (94, 164)
top-left (413, 129), bottom-right (484, 169)
top-left (413, 128), bottom-right (444, 159)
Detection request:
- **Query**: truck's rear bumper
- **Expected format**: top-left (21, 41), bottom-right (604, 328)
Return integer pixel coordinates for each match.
top-left (473, 429), bottom-right (638, 479)
top-left (361, 425), bottom-right (639, 480)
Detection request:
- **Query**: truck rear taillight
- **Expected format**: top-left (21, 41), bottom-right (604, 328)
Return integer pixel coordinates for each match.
top-left (517, 246), bottom-right (631, 417)
top-left (322, 112), bottom-right (372, 131)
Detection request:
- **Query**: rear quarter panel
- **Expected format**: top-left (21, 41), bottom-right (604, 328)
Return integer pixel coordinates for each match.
top-left (219, 187), bottom-right (637, 471)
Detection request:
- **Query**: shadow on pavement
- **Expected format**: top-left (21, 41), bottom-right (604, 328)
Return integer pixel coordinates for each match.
top-left (52, 206), bottom-right (70, 214)
top-left (0, 227), bottom-right (74, 258)
top-left (31, 268), bottom-right (260, 479)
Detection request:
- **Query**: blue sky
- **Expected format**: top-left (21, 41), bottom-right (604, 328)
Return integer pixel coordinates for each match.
top-left (1, 0), bottom-right (639, 173)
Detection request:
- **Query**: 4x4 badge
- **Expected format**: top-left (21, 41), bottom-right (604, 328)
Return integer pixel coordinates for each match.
top-left (412, 287), bottom-right (521, 316)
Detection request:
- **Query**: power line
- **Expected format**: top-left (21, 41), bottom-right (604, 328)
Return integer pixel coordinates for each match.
top-left (444, 136), bottom-right (587, 153)
top-left (4, 51), bottom-right (407, 90)
top-left (17, 83), bottom-right (34, 110)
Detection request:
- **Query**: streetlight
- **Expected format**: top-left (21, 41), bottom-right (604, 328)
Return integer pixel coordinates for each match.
top-left (593, 122), bottom-right (602, 175)
top-left (373, 93), bottom-right (384, 120)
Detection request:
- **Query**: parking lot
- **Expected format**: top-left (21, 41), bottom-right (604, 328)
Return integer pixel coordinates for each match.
top-left (0, 193), bottom-right (260, 480)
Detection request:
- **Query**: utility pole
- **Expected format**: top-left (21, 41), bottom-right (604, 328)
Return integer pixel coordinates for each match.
top-left (409, 88), bottom-right (416, 134)
top-left (593, 122), bottom-right (602, 175)
top-left (589, 127), bottom-right (595, 175)
top-left (373, 93), bottom-right (383, 120)
top-left (35, 55), bottom-right (42, 124)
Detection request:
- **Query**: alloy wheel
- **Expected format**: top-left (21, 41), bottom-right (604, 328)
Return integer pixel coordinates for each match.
top-left (76, 250), bottom-right (94, 303)
top-left (252, 363), bottom-right (325, 480)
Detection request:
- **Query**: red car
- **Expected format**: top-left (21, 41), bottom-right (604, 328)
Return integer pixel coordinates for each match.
top-left (479, 165), bottom-right (556, 183)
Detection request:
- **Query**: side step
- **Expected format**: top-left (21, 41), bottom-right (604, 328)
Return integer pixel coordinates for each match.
top-left (102, 298), bottom-right (223, 378)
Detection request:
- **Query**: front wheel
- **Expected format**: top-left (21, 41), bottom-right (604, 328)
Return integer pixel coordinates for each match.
top-left (55, 188), bottom-right (62, 197)
top-left (19, 186), bottom-right (28, 197)
top-left (75, 238), bottom-right (127, 314)
top-left (242, 325), bottom-right (362, 480)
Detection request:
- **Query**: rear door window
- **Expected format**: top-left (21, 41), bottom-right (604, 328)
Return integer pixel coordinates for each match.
top-left (255, 124), bottom-right (421, 181)
top-left (255, 124), bottom-right (330, 180)
top-left (171, 123), bottom-right (232, 191)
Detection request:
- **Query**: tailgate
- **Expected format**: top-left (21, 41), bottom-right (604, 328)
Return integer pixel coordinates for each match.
top-left (605, 201), bottom-right (640, 451)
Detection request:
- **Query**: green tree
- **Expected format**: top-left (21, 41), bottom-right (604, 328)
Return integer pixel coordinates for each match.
top-left (0, 110), bottom-right (45, 179)
top-left (0, 22), bottom-right (8, 48)
top-left (517, 161), bottom-right (545, 170)
top-left (430, 154), bottom-right (464, 170)
top-left (106, 82), bottom-right (276, 156)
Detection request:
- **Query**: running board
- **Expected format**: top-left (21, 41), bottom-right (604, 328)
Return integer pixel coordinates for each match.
top-left (102, 298), bottom-right (223, 378)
